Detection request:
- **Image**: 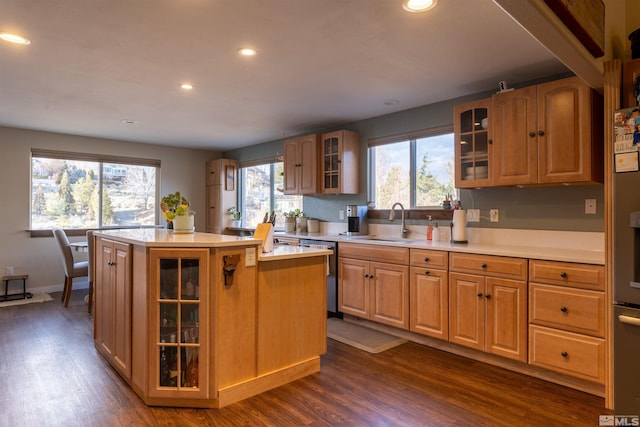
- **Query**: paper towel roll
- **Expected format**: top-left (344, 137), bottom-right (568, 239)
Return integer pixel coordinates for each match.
top-left (452, 209), bottom-right (467, 242)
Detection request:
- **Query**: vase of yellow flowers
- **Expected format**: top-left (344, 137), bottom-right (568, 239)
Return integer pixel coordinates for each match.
top-left (161, 191), bottom-right (195, 232)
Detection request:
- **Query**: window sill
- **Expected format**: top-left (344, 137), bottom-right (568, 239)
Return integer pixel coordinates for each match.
top-left (28, 225), bottom-right (162, 238)
top-left (367, 208), bottom-right (454, 221)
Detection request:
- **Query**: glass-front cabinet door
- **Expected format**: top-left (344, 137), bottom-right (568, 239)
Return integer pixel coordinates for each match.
top-left (321, 133), bottom-right (342, 193)
top-left (149, 248), bottom-right (209, 399)
top-left (454, 99), bottom-right (492, 188)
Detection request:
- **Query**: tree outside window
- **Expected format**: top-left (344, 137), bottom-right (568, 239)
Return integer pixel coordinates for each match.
top-left (240, 162), bottom-right (302, 229)
top-left (31, 156), bottom-right (157, 229)
top-left (370, 131), bottom-right (455, 209)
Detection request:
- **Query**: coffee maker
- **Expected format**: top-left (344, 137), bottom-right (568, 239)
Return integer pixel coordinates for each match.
top-left (346, 205), bottom-right (368, 235)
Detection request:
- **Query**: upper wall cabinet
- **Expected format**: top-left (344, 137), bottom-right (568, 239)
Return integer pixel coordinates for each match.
top-left (283, 134), bottom-right (319, 195)
top-left (319, 130), bottom-right (360, 194)
top-left (454, 99), bottom-right (492, 189)
top-left (454, 76), bottom-right (603, 189)
top-left (283, 130), bottom-right (360, 195)
top-left (492, 76), bottom-right (603, 187)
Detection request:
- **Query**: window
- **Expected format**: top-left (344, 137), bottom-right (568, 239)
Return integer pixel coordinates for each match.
top-left (369, 127), bottom-right (455, 209)
top-left (31, 150), bottom-right (159, 230)
top-left (239, 161), bottom-right (302, 228)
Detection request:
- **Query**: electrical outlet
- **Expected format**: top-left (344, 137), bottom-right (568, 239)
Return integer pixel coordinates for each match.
top-left (339, 209), bottom-right (345, 220)
top-left (585, 199), bottom-right (597, 215)
top-left (467, 209), bottom-right (480, 222)
top-left (490, 209), bottom-right (499, 222)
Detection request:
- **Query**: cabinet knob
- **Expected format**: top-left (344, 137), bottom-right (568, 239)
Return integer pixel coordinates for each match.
top-left (484, 293), bottom-right (491, 299)
top-left (529, 131), bottom-right (536, 137)
top-left (477, 292), bottom-right (483, 298)
top-left (481, 263), bottom-right (487, 269)
top-left (488, 139), bottom-right (493, 144)
top-left (423, 257), bottom-right (430, 262)
top-left (560, 272), bottom-right (567, 278)
top-left (424, 270), bottom-right (430, 276)
top-left (561, 351), bottom-right (568, 358)
top-left (560, 306), bottom-right (568, 313)
top-left (538, 130), bottom-right (545, 136)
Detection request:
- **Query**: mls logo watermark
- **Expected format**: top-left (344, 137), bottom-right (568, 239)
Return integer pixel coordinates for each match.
top-left (599, 415), bottom-right (640, 426)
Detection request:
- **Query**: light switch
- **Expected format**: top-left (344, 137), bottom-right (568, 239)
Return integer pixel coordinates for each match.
top-left (245, 247), bottom-right (256, 266)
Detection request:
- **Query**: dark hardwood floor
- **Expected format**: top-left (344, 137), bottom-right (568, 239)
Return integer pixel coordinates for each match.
top-left (0, 290), bottom-right (610, 427)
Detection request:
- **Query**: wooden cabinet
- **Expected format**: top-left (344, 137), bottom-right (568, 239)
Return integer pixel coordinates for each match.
top-left (95, 236), bottom-right (132, 379)
top-left (528, 259), bottom-right (605, 384)
top-left (147, 248), bottom-right (210, 400)
top-left (409, 249), bottom-right (449, 340)
top-left (454, 77), bottom-right (603, 188)
top-left (338, 243), bottom-right (409, 329)
top-left (454, 98), bottom-right (492, 188)
top-left (283, 134), bottom-right (318, 195)
top-left (449, 253), bottom-right (528, 362)
top-left (205, 158), bottom-right (237, 233)
top-left (319, 130), bottom-right (360, 194)
top-left (492, 76), bottom-right (603, 186)
top-left (491, 85), bottom-right (537, 186)
top-left (94, 230), bottom-right (328, 408)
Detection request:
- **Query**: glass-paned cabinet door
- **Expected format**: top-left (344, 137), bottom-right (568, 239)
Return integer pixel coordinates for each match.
top-left (321, 135), bottom-right (341, 192)
top-left (454, 99), bottom-right (492, 188)
top-left (149, 248), bottom-right (209, 399)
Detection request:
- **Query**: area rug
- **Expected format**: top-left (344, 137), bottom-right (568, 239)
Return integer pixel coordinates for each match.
top-left (327, 318), bottom-right (407, 354)
top-left (0, 293), bottom-right (53, 308)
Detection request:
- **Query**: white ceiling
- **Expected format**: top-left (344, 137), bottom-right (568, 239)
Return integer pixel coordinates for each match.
top-left (0, 0), bottom-right (570, 151)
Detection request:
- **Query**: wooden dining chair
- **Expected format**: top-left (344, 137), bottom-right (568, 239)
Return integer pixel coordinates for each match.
top-left (52, 227), bottom-right (89, 307)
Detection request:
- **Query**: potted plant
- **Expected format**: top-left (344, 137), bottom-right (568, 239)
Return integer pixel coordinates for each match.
top-left (227, 207), bottom-right (242, 227)
top-left (284, 209), bottom-right (303, 233)
top-left (160, 191), bottom-right (194, 232)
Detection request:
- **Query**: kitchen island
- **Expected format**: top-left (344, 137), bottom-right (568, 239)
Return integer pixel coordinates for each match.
top-left (93, 229), bottom-right (331, 408)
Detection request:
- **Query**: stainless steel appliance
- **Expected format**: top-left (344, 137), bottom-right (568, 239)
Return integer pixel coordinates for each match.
top-left (299, 239), bottom-right (340, 317)
top-left (346, 205), bottom-right (367, 235)
top-left (613, 109), bottom-right (640, 414)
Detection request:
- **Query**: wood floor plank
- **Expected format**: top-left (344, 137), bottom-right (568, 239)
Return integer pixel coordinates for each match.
top-left (0, 290), bottom-right (610, 426)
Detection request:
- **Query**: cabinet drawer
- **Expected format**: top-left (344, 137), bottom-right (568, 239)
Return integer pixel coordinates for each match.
top-left (449, 253), bottom-right (527, 280)
top-left (529, 325), bottom-right (604, 384)
top-left (529, 260), bottom-right (604, 291)
top-left (339, 242), bottom-right (409, 264)
top-left (529, 283), bottom-right (605, 337)
top-left (410, 249), bottom-right (448, 269)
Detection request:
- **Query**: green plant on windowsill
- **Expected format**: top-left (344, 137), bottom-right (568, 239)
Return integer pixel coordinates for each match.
top-left (227, 207), bottom-right (242, 221)
top-left (284, 209), bottom-right (303, 218)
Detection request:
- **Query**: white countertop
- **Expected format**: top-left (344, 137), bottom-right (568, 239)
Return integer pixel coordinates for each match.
top-left (95, 229), bottom-right (261, 248)
top-left (94, 229), bottom-right (332, 261)
top-left (259, 245), bottom-right (332, 262)
top-left (275, 231), bottom-right (605, 265)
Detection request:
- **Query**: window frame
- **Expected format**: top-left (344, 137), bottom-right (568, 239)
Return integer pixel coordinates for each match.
top-left (238, 158), bottom-right (302, 230)
top-left (368, 125), bottom-right (456, 210)
top-left (30, 149), bottom-right (160, 236)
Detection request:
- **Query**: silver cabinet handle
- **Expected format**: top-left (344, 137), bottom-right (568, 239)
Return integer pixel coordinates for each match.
top-left (619, 315), bottom-right (640, 327)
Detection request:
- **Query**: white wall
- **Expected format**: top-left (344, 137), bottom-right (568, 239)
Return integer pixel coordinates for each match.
top-left (0, 126), bottom-right (220, 293)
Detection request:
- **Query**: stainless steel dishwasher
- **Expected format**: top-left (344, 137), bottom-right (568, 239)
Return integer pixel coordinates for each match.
top-left (299, 239), bottom-right (340, 318)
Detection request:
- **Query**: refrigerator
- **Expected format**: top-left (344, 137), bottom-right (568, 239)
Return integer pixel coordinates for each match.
top-left (613, 107), bottom-right (640, 414)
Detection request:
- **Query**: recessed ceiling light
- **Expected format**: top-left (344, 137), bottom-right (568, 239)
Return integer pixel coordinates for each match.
top-left (0, 32), bottom-right (31, 45)
top-left (238, 48), bottom-right (257, 57)
top-left (402, 0), bottom-right (437, 13)
top-left (120, 119), bottom-right (138, 124)
top-left (384, 99), bottom-right (400, 106)
top-left (180, 83), bottom-right (193, 90)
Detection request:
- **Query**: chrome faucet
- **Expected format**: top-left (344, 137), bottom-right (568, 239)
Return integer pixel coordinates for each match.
top-left (389, 202), bottom-right (409, 238)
